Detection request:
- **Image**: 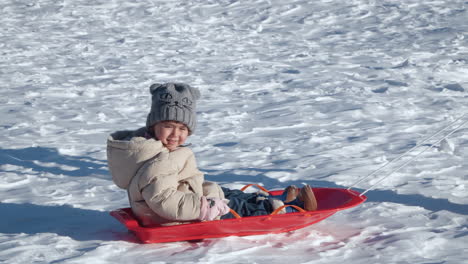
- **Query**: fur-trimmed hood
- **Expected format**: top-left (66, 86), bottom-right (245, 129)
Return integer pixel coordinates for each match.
top-left (107, 127), bottom-right (166, 189)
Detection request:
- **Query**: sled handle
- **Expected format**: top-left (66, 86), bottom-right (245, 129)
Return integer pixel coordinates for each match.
top-left (229, 208), bottom-right (242, 219)
top-left (271, 205), bottom-right (306, 215)
top-left (240, 183), bottom-right (269, 193)
top-left (228, 205), bottom-right (305, 219)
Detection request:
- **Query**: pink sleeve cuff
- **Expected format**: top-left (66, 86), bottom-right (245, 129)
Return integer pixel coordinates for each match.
top-left (198, 196), bottom-right (208, 220)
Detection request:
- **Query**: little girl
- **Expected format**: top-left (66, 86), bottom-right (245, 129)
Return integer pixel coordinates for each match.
top-left (107, 82), bottom-right (316, 226)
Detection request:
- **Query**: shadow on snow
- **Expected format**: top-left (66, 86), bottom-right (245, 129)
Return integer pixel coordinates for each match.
top-left (0, 147), bottom-right (108, 177)
top-left (0, 202), bottom-right (133, 242)
top-left (0, 147), bottom-right (134, 242)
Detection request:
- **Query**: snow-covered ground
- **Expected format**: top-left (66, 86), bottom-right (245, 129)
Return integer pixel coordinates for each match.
top-left (1, 0), bottom-right (467, 263)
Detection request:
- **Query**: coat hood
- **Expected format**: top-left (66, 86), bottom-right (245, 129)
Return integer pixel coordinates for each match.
top-left (107, 128), bottom-right (166, 189)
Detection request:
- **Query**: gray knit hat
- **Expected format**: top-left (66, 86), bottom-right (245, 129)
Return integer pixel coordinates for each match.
top-left (146, 82), bottom-right (200, 133)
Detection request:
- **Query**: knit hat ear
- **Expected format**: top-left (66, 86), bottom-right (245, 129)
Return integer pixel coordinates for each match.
top-left (149, 83), bottom-right (164, 94)
top-left (146, 82), bottom-right (200, 133)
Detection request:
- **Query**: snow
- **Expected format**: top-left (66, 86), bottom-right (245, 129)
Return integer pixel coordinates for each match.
top-left (1, 0), bottom-right (467, 263)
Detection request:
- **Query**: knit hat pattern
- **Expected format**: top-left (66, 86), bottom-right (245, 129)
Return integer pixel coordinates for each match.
top-left (146, 82), bottom-right (200, 133)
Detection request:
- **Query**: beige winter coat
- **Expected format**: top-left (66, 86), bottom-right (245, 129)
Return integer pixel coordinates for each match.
top-left (107, 127), bottom-right (224, 226)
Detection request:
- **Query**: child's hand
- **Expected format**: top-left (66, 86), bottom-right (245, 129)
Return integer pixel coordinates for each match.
top-left (198, 197), bottom-right (230, 221)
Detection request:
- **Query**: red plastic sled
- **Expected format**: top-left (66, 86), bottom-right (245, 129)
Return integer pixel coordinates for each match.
top-left (110, 186), bottom-right (366, 243)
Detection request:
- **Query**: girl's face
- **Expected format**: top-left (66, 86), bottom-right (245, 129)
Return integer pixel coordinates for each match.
top-left (153, 121), bottom-right (189, 151)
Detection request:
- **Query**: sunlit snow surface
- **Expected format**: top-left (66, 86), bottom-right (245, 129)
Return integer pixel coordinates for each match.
top-left (1, 0), bottom-right (467, 263)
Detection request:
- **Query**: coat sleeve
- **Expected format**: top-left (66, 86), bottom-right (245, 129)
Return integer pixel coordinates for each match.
top-left (179, 153), bottom-right (204, 195)
top-left (141, 178), bottom-right (202, 221)
top-left (138, 151), bottom-right (202, 221)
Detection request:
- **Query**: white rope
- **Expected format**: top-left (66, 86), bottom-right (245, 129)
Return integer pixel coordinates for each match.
top-left (348, 113), bottom-right (467, 190)
top-left (359, 115), bottom-right (468, 196)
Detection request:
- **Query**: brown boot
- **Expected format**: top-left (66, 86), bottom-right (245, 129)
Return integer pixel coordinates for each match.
top-left (298, 185), bottom-right (318, 211)
top-left (284, 185), bottom-right (299, 203)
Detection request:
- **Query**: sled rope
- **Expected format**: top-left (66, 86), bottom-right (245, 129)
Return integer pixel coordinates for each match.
top-left (356, 114), bottom-right (468, 196)
top-left (348, 113), bottom-right (467, 191)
